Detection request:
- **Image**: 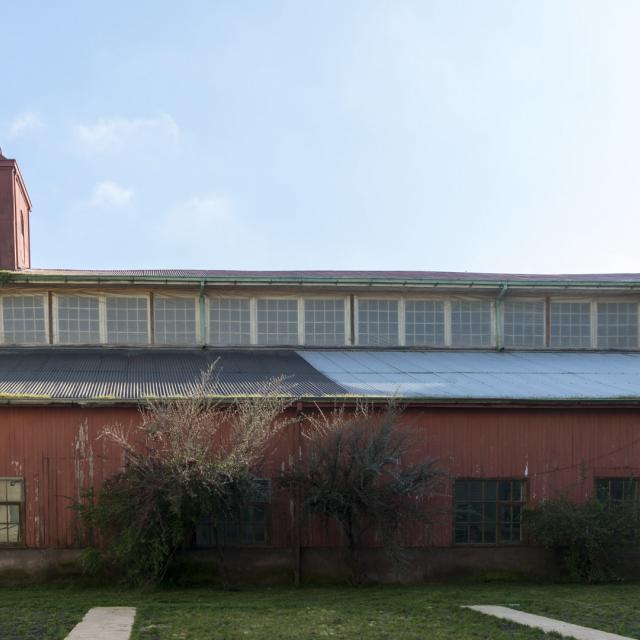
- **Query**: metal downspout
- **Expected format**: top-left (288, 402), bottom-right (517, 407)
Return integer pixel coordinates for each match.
top-left (199, 281), bottom-right (206, 346)
top-left (495, 284), bottom-right (508, 350)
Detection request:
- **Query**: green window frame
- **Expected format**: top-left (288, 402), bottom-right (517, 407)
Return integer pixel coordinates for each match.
top-left (454, 479), bottom-right (524, 545)
top-left (595, 477), bottom-right (639, 504)
top-left (195, 480), bottom-right (271, 548)
top-left (0, 478), bottom-right (24, 546)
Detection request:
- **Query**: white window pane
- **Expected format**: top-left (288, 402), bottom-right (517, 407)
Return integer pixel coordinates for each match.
top-left (597, 303), bottom-right (638, 349)
top-left (503, 301), bottom-right (545, 348)
top-left (304, 299), bottom-right (345, 346)
top-left (451, 301), bottom-right (492, 347)
top-left (550, 302), bottom-right (591, 348)
top-left (154, 298), bottom-right (198, 344)
top-left (405, 300), bottom-right (445, 347)
top-left (6, 480), bottom-right (22, 502)
top-left (256, 299), bottom-right (298, 345)
top-left (57, 296), bottom-right (100, 344)
top-left (209, 298), bottom-right (250, 345)
top-left (357, 300), bottom-right (398, 346)
top-left (106, 297), bottom-right (149, 344)
top-left (2, 295), bottom-right (47, 344)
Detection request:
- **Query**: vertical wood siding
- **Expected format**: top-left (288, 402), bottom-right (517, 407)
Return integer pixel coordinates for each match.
top-left (1, 405), bottom-right (639, 549)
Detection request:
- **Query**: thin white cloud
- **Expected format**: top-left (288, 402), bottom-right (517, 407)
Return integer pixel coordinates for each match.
top-left (8, 112), bottom-right (44, 137)
top-left (90, 181), bottom-right (134, 207)
top-left (73, 114), bottom-right (179, 151)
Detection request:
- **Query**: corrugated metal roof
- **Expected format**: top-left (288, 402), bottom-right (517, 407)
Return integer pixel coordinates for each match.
top-left (297, 350), bottom-right (640, 401)
top-left (0, 348), bottom-right (346, 402)
top-left (1, 348), bottom-right (640, 404)
top-left (17, 269), bottom-right (640, 284)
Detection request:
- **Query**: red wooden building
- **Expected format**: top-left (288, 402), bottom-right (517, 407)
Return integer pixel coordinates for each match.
top-left (1, 152), bottom-right (639, 581)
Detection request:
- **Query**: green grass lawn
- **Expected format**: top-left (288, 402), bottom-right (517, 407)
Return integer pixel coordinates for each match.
top-left (1, 583), bottom-right (640, 640)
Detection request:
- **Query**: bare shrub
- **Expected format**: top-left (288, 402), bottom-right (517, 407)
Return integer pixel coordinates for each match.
top-left (76, 368), bottom-right (292, 586)
top-left (281, 402), bottom-right (443, 585)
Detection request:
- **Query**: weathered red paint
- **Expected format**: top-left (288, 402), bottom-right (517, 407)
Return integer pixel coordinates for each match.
top-left (1, 405), bottom-right (639, 549)
top-left (0, 156), bottom-right (32, 270)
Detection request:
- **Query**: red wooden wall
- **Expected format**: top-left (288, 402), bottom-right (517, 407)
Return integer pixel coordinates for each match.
top-left (1, 404), bottom-right (639, 549)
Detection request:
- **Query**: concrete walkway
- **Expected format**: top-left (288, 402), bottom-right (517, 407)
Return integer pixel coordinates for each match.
top-left (464, 605), bottom-right (635, 640)
top-left (65, 607), bottom-right (136, 640)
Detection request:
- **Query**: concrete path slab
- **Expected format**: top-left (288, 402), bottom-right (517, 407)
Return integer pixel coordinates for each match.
top-left (65, 607), bottom-right (136, 640)
top-left (463, 605), bottom-right (634, 640)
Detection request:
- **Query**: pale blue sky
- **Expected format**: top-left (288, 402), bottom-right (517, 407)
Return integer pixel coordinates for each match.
top-left (2, 1), bottom-right (640, 273)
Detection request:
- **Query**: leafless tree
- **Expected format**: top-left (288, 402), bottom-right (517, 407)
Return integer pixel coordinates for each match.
top-left (281, 402), bottom-right (443, 585)
top-left (78, 368), bottom-right (293, 585)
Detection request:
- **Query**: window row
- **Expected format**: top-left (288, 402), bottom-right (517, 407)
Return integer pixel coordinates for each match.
top-left (454, 477), bottom-right (639, 545)
top-left (2, 294), bottom-right (640, 349)
top-left (1, 476), bottom-right (635, 547)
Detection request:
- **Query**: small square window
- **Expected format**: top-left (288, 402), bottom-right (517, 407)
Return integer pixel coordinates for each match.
top-left (454, 479), bottom-right (524, 545)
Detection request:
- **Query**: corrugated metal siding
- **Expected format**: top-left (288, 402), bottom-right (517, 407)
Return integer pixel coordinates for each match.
top-left (2, 405), bottom-right (640, 548)
top-left (0, 348), bottom-right (346, 401)
top-left (297, 350), bottom-right (640, 401)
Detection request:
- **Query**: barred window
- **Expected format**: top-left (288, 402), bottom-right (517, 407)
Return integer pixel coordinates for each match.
top-left (0, 478), bottom-right (23, 545)
top-left (154, 297), bottom-right (198, 345)
top-left (405, 300), bottom-right (445, 347)
top-left (256, 299), bottom-right (298, 345)
top-left (597, 303), bottom-right (638, 349)
top-left (209, 298), bottom-right (251, 346)
top-left (56, 295), bottom-right (100, 344)
top-left (195, 479), bottom-right (270, 547)
top-left (2, 295), bottom-right (47, 344)
top-left (550, 302), bottom-right (591, 348)
top-left (357, 299), bottom-right (399, 346)
top-left (450, 301), bottom-right (492, 347)
top-left (503, 301), bottom-right (545, 348)
top-left (455, 479), bottom-right (524, 544)
top-left (304, 299), bottom-right (345, 346)
top-left (596, 478), bottom-right (639, 504)
top-left (106, 297), bottom-right (149, 344)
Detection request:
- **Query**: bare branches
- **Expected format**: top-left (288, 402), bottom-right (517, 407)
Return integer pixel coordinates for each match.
top-left (281, 402), bottom-right (443, 585)
top-left (78, 367), bottom-right (293, 585)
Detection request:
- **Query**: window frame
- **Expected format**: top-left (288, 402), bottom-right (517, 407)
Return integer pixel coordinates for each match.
top-left (194, 478), bottom-right (271, 548)
top-left (595, 477), bottom-right (640, 504)
top-left (302, 296), bottom-right (350, 347)
top-left (52, 293), bottom-right (103, 345)
top-left (595, 300), bottom-right (640, 350)
top-left (453, 477), bottom-right (526, 546)
top-left (449, 298), bottom-right (496, 349)
top-left (104, 293), bottom-right (152, 346)
top-left (152, 293), bottom-right (200, 346)
top-left (52, 292), bottom-right (152, 346)
top-left (403, 297), bottom-right (447, 348)
top-left (206, 295), bottom-right (252, 346)
top-left (354, 296), bottom-right (402, 347)
top-left (0, 294), bottom-right (49, 345)
top-left (500, 297), bottom-right (546, 349)
top-left (255, 296), bottom-right (302, 346)
top-left (0, 477), bottom-right (25, 548)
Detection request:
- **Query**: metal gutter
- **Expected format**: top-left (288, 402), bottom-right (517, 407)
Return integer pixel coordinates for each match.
top-left (4, 271), bottom-right (640, 290)
top-left (1, 395), bottom-right (640, 408)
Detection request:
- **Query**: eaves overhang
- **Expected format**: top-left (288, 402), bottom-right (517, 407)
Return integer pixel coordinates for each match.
top-left (4, 270), bottom-right (640, 291)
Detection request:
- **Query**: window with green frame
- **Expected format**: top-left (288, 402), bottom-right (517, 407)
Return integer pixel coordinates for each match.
top-left (454, 479), bottom-right (524, 545)
top-left (595, 477), bottom-right (639, 504)
top-left (195, 480), bottom-right (270, 547)
top-left (0, 478), bottom-right (24, 545)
